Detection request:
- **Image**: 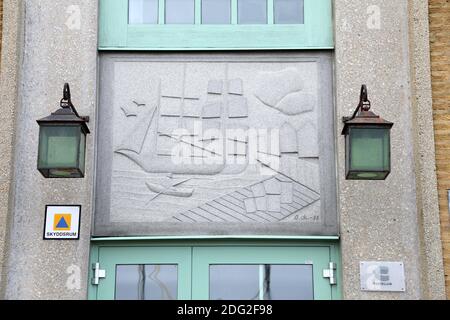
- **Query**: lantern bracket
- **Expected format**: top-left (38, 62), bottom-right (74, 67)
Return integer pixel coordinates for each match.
top-left (342, 84), bottom-right (371, 123)
top-left (60, 83), bottom-right (90, 123)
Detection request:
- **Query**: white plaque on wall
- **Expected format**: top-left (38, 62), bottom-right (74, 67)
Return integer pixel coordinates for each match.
top-left (360, 261), bottom-right (406, 292)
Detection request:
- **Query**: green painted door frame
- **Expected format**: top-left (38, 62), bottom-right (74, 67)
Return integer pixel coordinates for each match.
top-left (88, 238), bottom-right (341, 300)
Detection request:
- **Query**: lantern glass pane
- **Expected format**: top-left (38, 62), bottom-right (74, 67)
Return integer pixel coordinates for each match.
top-left (349, 128), bottom-right (389, 171)
top-left (38, 126), bottom-right (80, 169)
top-left (78, 131), bottom-right (86, 175)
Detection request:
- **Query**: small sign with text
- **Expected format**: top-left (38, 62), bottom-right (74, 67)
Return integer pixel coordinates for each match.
top-left (43, 205), bottom-right (81, 240)
top-left (360, 261), bottom-right (405, 292)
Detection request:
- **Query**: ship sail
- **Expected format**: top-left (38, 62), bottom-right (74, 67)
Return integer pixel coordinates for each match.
top-left (115, 78), bottom-right (253, 175)
top-left (116, 105), bottom-right (156, 154)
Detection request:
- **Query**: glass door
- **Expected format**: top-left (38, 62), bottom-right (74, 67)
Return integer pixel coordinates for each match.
top-left (96, 246), bottom-right (192, 300)
top-left (192, 246), bottom-right (332, 300)
top-left (92, 244), bottom-right (335, 300)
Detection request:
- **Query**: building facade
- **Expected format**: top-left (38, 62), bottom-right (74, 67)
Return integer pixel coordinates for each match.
top-left (429, 0), bottom-right (450, 298)
top-left (0, 0), bottom-right (447, 300)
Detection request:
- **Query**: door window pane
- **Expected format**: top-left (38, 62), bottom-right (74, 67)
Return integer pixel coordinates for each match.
top-left (166, 0), bottom-right (195, 24)
top-left (210, 265), bottom-right (260, 300)
top-left (238, 0), bottom-right (267, 24)
top-left (129, 0), bottom-right (158, 24)
top-left (210, 265), bottom-right (313, 300)
top-left (202, 0), bottom-right (231, 24)
top-left (268, 265), bottom-right (313, 300)
top-left (274, 0), bottom-right (304, 24)
top-left (115, 265), bottom-right (178, 300)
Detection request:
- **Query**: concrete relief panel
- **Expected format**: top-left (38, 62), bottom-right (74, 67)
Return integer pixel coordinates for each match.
top-left (95, 53), bottom-right (336, 236)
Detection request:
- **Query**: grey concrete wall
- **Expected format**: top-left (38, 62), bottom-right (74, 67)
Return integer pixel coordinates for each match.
top-left (408, 0), bottom-right (446, 299)
top-left (335, 0), bottom-right (445, 299)
top-left (3, 1), bottom-right (97, 299)
top-left (0, 0), bottom-right (23, 298)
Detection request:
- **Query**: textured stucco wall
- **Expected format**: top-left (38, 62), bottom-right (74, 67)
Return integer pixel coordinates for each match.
top-left (335, 0), bottom-right (445, 299)
top-left (3, 1), bottom-right (98, 299)
top-left (0, 0), bottom-right (22, 298)
top-left (429, 0), bottom-right (450, 299)
top-left (0, 0), bottom-right (3, 61)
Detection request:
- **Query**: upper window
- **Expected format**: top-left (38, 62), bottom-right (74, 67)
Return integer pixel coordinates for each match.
top-left (99, 0), bottom-right (333, 49)
top-left (128, 0), bottom-right (304, 25)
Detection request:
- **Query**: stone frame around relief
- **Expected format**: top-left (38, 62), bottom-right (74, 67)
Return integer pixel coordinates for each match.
top-left (94, 52), bottom-right (338, 237)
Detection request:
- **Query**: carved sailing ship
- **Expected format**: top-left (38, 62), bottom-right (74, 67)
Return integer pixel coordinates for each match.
top-left (115, 79), bottom-right (250, 176)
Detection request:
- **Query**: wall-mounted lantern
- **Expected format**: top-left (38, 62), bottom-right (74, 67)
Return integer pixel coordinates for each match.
top-left (342, 85), bottom-right (393, 180)
top-left (37, 83), bottom-right (90, 178)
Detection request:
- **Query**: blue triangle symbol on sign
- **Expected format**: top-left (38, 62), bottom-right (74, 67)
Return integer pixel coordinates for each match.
top-left (56, 217), bottom-right (69, 229)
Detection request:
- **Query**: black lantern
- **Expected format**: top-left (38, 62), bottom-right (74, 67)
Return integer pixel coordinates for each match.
top-left (342, 85), bottom-right (393, 180)
top-left (37, 83), bottom-right (90, 178)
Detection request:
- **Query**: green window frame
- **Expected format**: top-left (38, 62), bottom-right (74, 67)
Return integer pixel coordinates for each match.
top-left (99, 0), bottom-right (334, 50)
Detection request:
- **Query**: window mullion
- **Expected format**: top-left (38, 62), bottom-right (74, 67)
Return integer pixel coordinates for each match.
top-left (267, 0), bottom-right (274, 24)
top-left (259, 265), bottom-right (265, 300)
top-left (231, 0), bottom-right (238, 25)
top-left (158, 0), bottom-right (165, 24)
top-left (195, 0), bottom-right (202, 24)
